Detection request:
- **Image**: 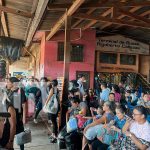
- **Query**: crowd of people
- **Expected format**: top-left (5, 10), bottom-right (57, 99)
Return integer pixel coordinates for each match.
top-left (0, 74), bottom-right (149, 150)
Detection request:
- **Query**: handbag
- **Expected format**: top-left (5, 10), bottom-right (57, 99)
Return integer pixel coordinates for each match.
top-left (76, 115), bottom-right (87, 128)
top-left (67, 117), bottom-right (78, 133)
top-left (15, 128), bottom-right (31, 145)
top-left (43, 93), bottom-right (58, 114)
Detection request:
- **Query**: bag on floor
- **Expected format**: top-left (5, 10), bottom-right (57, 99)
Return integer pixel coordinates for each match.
top-left (57, 126), bottom-right (67, 149)
top-left (67, 117), bottom-right (78, 133)
top-left (65, 131), bottom-right (82, 150)
top-left (15, 128), bottom-right (31, 145)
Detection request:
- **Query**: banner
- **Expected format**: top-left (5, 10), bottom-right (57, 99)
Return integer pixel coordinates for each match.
top-left (96, 35), bottom-right (149, 55)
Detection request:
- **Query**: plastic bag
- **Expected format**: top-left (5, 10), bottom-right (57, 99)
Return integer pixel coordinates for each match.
top-left (67, 117), bottom-right (78, 133)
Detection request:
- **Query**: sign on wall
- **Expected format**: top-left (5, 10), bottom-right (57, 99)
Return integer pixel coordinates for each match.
top-left (96, 35), bottom-right (149, 55)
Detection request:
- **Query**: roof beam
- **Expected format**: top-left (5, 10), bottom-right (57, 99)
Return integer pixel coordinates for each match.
top-left (47, 1), bottom-right (150, 9)
top-left (25, 0), bottom-right (49, 47)
top-left (73, 13), bottom-right (150, 29)
top-left (114, 10), bottom-right (150, 29)
top-left (100, 6), bottom-right (141, 29)
top-left (0, 5), bottom-right (33, 18)
top-left (72, 0), bottom-right (109, 28)
top-left (0, 0), bottom-right (8, 36)
top-left (46, 0), bottom-right (85, 41)
top-left (117, 8), bottom-right (150, 25)
top-left (83, 7), bottom-right (113, 30)
top-left (24, 0), bottom-right (39, 41)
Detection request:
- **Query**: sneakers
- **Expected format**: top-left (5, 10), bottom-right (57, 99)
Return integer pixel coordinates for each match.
top-left (33, 119), bottom-right (38, 124)
top-left (49, 137), bottom-right (57, 143)
top-left (48, 120), bottom-right (52, 124)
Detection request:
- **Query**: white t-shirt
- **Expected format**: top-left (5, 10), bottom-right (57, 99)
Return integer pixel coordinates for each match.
top-left (130, 121), bottom-right (150, 142)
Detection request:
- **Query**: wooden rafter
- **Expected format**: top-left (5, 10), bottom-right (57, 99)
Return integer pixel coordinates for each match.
top-left (46, 0), bottom-right (85, 41)
top-left (0, 5), bottom-right (33, 18)
top-left (72, 0), bottom-right (109, 28)
top-left (72, 8), bottom-right (95, 28)
top-left (47, 1), bottom-right (150, 9)
top-left (24, 0), bottom-right (39, 41)
top-left (25, 0), bottom-right (49, 47)
top-left (83, 7), bottom-right (113, 30)
top-left (73, 13), bottom-right (150, 29)
top-left (117, 8), bottom-right (150, 24)
top-left (114, 10), bottom-right (150, 29)
top-left (0, 0), bottom-right (8, 36)
top-left (100, 6), bottom-right (142, 29)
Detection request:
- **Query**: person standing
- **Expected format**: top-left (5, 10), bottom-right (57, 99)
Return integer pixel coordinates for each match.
top-left (6, 77), bottom-right (27, 150)
top-left (45, 79), bottom-right (60, 143)
top-left (77, 74), bottom-right (86, 99)
top-left (100, 82), bottom-right (110, 104)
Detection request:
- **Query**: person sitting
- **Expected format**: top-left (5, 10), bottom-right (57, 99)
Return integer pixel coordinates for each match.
top-left (111, 84), bottom-right (121, 103)
top-left (82, 101), bottom-right (115, 150)
top-left (82, 106), bottom-right (103, 128)
top-left (92, 105), bottom-right (128, 150)
top-left (66, 96), bottom-right (89, 124)
top-left (137, 93), bottom-right (150, 109)
top-left (114, 106), bottom-right (150, 150)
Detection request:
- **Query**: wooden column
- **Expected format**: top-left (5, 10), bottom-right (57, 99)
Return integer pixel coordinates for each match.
top-left (60, 15), bottom-right (71, 129)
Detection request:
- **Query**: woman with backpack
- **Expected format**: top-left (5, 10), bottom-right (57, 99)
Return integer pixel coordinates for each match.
top-left (45, 79), bottom-right (60, 143)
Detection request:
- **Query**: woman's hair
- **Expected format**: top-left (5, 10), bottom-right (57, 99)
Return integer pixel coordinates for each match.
top-left (104, 101), bottom-right (116, 112)
top-left (71, 96), bottom-right (80, 104)
top-left (134, 105), bottom-right (147, 118)
top-left (52, 79), bottom-right (58, 86)
top-left (116, 104), bottom-right (127, 114)
top-left (112, 84), bottom-right (120, 93)
top-left (9, 77), bottom-right (20, 83)
top-left (40, 77), bottom-right (48, 82)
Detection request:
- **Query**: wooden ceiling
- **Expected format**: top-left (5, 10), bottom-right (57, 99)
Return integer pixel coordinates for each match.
top-left (39, 0), bottom-right (150, 44)
top-left (0, 0), bottom-right (150, 46)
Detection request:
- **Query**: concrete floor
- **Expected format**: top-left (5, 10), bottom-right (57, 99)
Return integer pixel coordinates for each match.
top-left (14, 115), bottom-right (59, 150)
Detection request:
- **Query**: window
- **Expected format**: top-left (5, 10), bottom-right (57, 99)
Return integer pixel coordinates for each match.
top-left (57, 43), bottom-right (64, 61)
top-left (120, 54), bottom-right (136, 65)
top-left (57, 43), bottom-right (84, 62)
top-left (71, 45), bottom-right (83, 62)
top-left (99, 52), bottom-right (117, 64)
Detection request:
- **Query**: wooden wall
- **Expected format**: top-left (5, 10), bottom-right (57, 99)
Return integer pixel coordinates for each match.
top-left (96, 51), bottom-right (139, 73)
top-left (139, 55), bottom-right (150, 81)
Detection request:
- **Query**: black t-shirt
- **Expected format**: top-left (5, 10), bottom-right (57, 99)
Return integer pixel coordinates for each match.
top-left (6, 88), bottom-right (26, 133)
top-left (0, 118), bottom-right (10, 147)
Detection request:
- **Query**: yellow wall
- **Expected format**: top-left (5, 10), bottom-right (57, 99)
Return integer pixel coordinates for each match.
top-left (9, 57), bottom-right (30, 77)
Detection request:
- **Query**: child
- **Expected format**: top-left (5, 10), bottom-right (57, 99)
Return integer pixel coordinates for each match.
top-left (82, 106), bottom-right (103, 127)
